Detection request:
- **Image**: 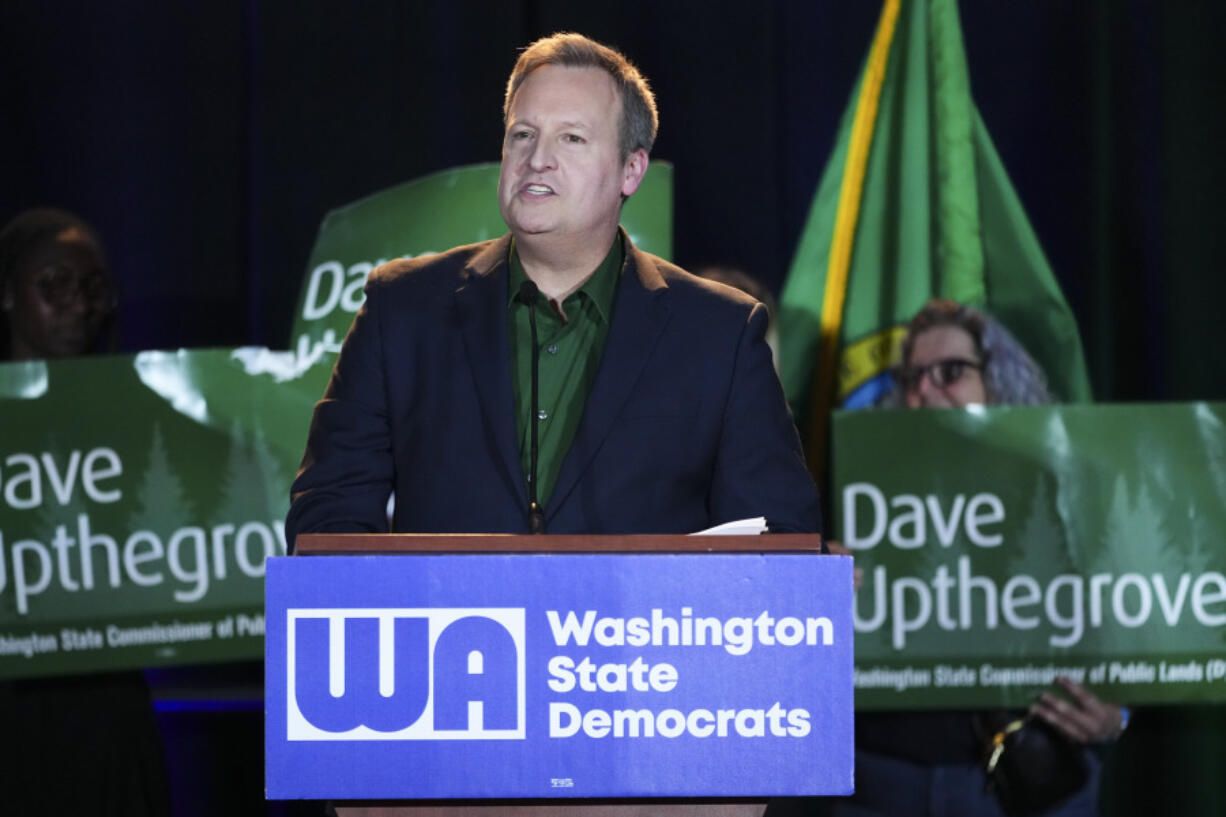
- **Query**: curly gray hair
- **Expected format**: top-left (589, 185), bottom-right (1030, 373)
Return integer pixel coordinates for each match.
top-left (885, 298), bottom-right (1051, 407)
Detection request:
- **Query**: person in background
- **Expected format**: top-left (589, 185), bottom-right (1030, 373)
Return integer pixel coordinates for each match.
top-left (1, 207), bottom-right (117, 360)
top-left (890, 297), bottom-right (1049, 408)
top-left (828, 298), bottom-right (1124, 817)
top-left (0, 207), bottom-right (168, 815)
top-left (693, 264), bottom-right (781, 370)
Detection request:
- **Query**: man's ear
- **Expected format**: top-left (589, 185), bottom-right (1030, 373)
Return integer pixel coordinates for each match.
top-left (620, 149), bottom-right (649, 197)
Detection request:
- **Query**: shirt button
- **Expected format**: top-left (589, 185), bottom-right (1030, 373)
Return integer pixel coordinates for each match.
top-left (537, 409), bottom-right (548, 421)
top-left (546, 344), bottom-right (559, 355)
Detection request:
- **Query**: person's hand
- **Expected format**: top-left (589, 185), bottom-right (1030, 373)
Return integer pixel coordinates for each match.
top-left (1031, 675), bottom-right (1125, 744)
top-left (825, 540), bottom-right (863, 591)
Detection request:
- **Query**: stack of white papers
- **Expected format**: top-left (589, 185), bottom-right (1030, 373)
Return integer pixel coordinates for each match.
top-left (690, 517), bottom-right (768, 536)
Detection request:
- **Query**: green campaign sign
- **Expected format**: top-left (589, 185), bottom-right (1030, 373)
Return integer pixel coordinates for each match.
top-left (834, 403), bottom-right (1226, 709)
top-left (0, 351), bottom-right (308, 679)
top-left (0, 164), bottom-right (676, 680)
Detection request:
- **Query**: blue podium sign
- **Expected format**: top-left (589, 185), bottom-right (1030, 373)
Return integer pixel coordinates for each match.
top-left (265, 553), bottom-right (853, 799)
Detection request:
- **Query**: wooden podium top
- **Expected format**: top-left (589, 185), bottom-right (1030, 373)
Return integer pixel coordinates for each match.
top-left (295, 533), bottom-right (824, 555)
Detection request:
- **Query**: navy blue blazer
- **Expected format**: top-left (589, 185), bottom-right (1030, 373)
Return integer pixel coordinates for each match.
top-left (285, 232), bottom-right (819, 545)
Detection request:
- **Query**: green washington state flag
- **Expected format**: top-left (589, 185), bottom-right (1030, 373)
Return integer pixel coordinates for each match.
top-left (777, 0), bottom-right (1092, 463)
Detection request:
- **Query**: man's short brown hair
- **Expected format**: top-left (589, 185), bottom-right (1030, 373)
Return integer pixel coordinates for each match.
top-left (504, 32), bottom-right (658, 160)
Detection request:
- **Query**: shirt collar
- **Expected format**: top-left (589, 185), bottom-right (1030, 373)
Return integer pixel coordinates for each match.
top-left (506, 233), bottom-right (624, 324)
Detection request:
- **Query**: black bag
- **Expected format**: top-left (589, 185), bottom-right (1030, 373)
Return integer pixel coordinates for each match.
top-left (982, 714), bottom-right (1090, 816)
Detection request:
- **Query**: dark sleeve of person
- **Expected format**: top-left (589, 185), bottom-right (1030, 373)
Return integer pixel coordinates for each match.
top-left (284, 277), bottom-right (395, 551)
top-left (708, 301), bottom-right (821, 535)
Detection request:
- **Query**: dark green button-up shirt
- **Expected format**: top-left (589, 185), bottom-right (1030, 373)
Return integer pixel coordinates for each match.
top-left (507, 235), bottom-right (623, 508)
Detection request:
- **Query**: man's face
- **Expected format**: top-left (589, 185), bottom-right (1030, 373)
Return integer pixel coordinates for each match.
top-left (4, 227), bottom-right (112, 360)
top-left (498, 64), bottom-right (647, 247)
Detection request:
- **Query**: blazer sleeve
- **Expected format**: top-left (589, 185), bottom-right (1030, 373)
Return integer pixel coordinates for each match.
top-left (284, 279), bottom-right (396, 550)
top-left (708, 302), bottom-right (822, 535)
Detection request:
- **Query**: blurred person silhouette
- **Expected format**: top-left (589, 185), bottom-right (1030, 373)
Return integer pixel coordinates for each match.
top-left (823, 299), bottom-right (1124, 817)
top-left (0, 207), bottom-right (168, 814)
top-left (693, 264), bottom-right (780, 370)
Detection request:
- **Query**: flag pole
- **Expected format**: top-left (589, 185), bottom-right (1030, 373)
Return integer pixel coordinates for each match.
top-left (805, 0), bottom-right (902, 477)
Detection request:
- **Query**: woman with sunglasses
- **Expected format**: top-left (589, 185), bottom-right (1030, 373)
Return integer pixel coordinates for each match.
top-left (822, 299), bottom-right (1124, 817)
top-left (891, 298), bottom-right (1051, 409)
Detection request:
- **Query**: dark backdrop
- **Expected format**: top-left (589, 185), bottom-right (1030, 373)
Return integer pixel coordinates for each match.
top-left (4, 1), bottom-right (1223, 401)
top-left (3, 3), bottom-right (1226, 814)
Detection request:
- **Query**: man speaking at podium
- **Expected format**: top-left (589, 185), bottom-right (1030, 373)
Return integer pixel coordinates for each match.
top-left (285, 33), bottom-right (819, 546)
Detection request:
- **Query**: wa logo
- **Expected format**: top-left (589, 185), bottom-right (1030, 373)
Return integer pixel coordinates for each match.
top-left (286, 608), bottom-right (525, 740)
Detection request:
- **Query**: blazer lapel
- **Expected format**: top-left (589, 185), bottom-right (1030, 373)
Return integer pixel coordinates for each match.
top-left (546, 241), bottom-right (671, 521)
top-left (454, 236), bottom-right (527, 508)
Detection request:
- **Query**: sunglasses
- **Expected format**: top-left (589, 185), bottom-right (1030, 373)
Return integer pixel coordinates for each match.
top-left (32, 264), bottom-right (116, 312)
top-left (894, 357), bottom-right (985, 392)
